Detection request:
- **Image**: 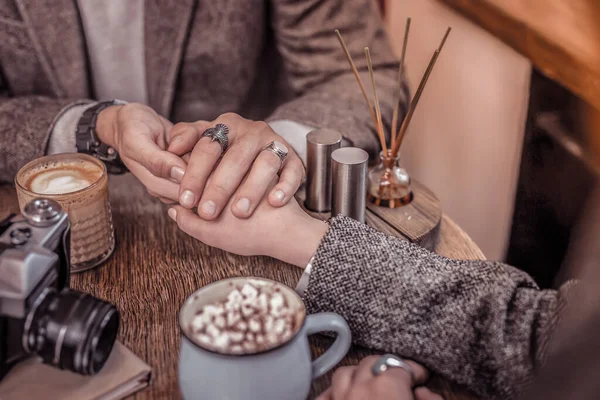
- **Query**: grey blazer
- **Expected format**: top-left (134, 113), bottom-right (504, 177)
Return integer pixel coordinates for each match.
top-left (0, 0), bottom-right (405, 182)
top-left (304, 216), bottom-right (573, 399)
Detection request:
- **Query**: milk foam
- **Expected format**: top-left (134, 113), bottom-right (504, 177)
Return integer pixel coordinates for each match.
top-left (29, 170), bottom-right (94, 194)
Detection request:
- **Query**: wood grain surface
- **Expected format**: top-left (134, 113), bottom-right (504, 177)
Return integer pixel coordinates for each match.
top-left (0, 175), bottom-right (484, 399)
top-left (437, 0), bottom-right (600, 110)
top-left (367, 180), bottom-right (442, 251)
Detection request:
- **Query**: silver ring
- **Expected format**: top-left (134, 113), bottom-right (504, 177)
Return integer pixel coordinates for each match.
top-left (371, 354), bottom-right (415, 382)
top-left (262, 140), bottom-right (288, 168)
top-left (201, 123), bottom-right (229, 153)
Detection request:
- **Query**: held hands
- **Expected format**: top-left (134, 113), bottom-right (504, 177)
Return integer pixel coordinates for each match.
top-left (96, 105), bottom-right (304, 217)
top-left (97, 105), bottom-right (319, 263)
top-left (167, 112), bottom-right (304, 219)
top-left (317, 356), bottom-right (442, 400)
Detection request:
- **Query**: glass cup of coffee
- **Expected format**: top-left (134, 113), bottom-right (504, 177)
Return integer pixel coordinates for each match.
top-left (15, 153), bottom-right (115, 272)
top-left (178, 277), bottom-right (352, 400)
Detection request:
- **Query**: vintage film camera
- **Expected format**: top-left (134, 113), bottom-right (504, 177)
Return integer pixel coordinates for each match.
top-left (0, 199), bottom-right (119, 381)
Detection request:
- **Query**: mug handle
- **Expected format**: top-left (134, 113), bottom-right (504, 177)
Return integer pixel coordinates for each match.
top-left (304, 312), bottom-right (352, 379)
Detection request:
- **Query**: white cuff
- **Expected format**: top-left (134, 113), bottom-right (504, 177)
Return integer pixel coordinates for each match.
top-left (268, 120), bottom-right (352, 164)
top-left (295, 257), bottom-right (314, 298)
top-left (267, 120), bottom-right (319, 297)
top-left (47, 102), bottom-right (99, 154)
top-left (268, 120), bottom-right (314, 164)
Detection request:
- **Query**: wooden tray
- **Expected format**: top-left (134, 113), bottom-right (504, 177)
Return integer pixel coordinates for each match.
top-left (297, 179), bottom-right (442, 251)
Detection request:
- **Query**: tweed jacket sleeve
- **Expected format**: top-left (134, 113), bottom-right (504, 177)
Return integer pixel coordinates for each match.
top-left (303, 216), bottom-right (573, 399)
top-left (266, 0), bottom-right (407, 159)
top-left (0, 93), bottom-right (88, 183)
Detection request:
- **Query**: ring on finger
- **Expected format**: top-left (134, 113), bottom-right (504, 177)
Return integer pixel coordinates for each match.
top-left (201, 123), bottom-right (230, 154)
top-left (371, 354), bottom-right (415, 382)
top-left (262, 140), bottom-right (288, 170)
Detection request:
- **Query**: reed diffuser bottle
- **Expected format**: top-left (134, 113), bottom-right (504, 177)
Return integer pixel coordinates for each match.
top-left (367, 150), bottom-right (412, 208)
top-left (335, 21), bottom-right (450, 209)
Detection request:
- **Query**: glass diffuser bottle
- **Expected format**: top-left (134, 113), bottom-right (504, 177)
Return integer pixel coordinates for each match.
top-left (367, 150), bottom-right (412, 208)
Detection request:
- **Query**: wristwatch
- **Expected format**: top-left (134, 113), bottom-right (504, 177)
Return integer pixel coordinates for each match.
top-left (76, 100), bottom-right (127, 174)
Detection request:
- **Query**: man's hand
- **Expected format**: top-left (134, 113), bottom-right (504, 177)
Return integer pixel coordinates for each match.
top-left (167, 113), bottom-right (304, 220)
top-left (317, 356), bottom-right (443, 400)
top-left (95, 103), bottom-right (188, 202)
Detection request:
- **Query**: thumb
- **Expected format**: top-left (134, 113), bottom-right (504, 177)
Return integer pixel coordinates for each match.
top-left (132, 135), bottom-right (188, 183)
top-left (168, 205), bottom-right (211, 244)
top-left (168, 121), bottom-right (212, 156)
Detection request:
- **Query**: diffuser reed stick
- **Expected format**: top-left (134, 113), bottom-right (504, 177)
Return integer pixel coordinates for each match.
top-left (335, 25), bottom-right (451, 160)
top-left (335, 30), bottom-right (378, 129)
top-left (365, 47), bottom-right (388, 155)
top-left (392, 27), bottom-right (451, 156)
top-left (438, 27), bottom-right (452, 52)
top-left (391, 18), bottom-right (411, 153)
top-left (392, 49), bottom-right (439, 156)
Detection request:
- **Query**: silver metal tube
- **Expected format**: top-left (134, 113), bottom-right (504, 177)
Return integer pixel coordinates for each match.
top-left (331, 147), bottom-right (369, 223)
top-left (305, 129), bottom-right (342, 212)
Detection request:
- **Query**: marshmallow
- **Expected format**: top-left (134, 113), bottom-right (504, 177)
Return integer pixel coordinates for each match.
top-left (203, 304), bottom-right (224, 317)
top-left (273, 318), bottom-right (286, 335)
top-left (206, 324), bottom-right (220, 338)
top-left (189, 281), bottom-right (299, 355)
top-left (191, 313), bottom-right (209, 332)
top-left (236, 321), bottom-right (248, 331)
top-left (213, 315), bottom-right (226, 329)
top-left (241, 303), bottom-right (254, 318)
top-left (226, 289), bottom-right (243, 310)
top-left (229, 332), bottom-right (244, 343)
top-left (248, 317), bottom-right (261, 333)
top-left (231, 345), bottom-right (243, 354)
top-left (241, 283), bottom-right (258, 300)
top-left (227, 310), bottom-right (241, 326)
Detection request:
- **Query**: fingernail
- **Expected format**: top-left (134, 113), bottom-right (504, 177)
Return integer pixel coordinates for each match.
top-left (200, 200), bottom-right (216, 216)
top-left (168, 208), bottom-right (177, 221)
top-left (273, 190), bottom-right (285, 202)
top-left (236, 198), bottom-right (250, 213)
top-left (170, 166), bottom-right (185, 182)
top-left (180, 190), bottom-right (195, 208)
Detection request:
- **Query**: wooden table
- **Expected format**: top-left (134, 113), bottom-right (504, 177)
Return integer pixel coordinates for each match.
top-left (0, 175), bottom-right (484, 399)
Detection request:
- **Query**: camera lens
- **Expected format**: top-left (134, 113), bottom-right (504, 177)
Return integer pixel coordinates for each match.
top-left (23, 288), bottom-right (120, 375)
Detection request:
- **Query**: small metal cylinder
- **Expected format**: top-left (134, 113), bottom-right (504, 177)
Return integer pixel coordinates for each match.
top-left (331, 147), bottom-right (369, 223)
top-left (305, 129), bottom-right (343, 212)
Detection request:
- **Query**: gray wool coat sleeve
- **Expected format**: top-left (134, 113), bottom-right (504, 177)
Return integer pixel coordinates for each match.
top-left (0, 95), bottom-right (86, 184)
top-left (303, 215), bottom-right (573, 399)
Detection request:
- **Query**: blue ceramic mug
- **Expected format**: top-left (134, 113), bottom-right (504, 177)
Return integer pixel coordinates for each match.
top-left (178, 277), bottom-right (351, 400)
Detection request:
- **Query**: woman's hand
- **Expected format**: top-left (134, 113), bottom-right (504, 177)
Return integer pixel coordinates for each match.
top-left (167, 113), bottom-right (304, 220)
top-left (317, 356), bottom-right (443, 400)
top-left (168, 184), bottom-right (327, 267)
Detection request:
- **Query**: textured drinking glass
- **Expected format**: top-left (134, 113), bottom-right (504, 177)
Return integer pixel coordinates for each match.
top-left (178, 277), bottom-right (352, 400)
top-left (15, 153), bottom-right (115, 272)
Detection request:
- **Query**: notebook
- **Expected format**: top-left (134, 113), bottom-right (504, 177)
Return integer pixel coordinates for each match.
top-left (0, 342), bottom-right (151, 400)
